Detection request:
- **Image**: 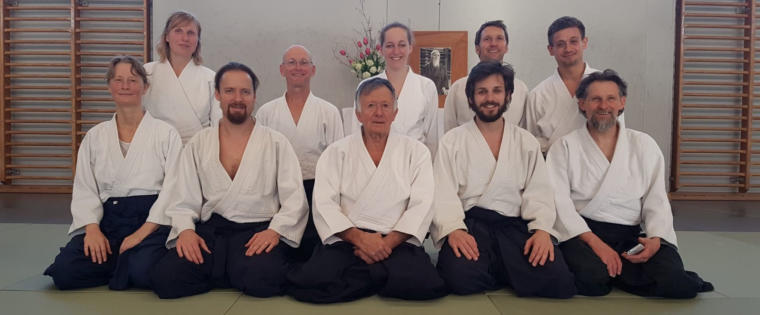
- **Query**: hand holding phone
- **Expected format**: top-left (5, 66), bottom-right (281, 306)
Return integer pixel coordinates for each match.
top-left (625, 244), bottom-right (645, 256)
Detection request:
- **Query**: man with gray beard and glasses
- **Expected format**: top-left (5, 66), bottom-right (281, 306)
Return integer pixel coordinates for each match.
top-left (546, 69), bottom-right (713, 298)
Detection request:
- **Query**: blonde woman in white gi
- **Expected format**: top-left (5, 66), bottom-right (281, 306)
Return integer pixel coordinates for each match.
top-left (143, 11), bottom-right (221, 144)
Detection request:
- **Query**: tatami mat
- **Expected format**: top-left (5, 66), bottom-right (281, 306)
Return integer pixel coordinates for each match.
top-left (0, 223), bottom-right (755, 315)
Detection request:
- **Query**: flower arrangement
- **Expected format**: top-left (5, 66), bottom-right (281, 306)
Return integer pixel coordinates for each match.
top-left (334, 0), bottom-right (385, 81)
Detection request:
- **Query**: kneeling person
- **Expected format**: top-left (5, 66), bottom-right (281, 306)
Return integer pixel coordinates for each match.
top-left (288, 78), bottom-right (447, 303)
top-left (547, 69), bottom-right (713, 298)
top-left (45, 56), bottom-right (182, 291)
top-left (432, 61), bottom-right (575, 298)
top-left (151, 62), bottom-right (309, 299)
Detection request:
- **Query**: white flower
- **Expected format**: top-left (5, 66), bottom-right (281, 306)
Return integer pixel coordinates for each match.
top-left (370, 66), bottom-right (377, 74)
top-left (362, 71), bottom-right (371, 79)
top-left (366, 59), bottom-right (374, 67)
top-left (353, 63), bottom-right (362, 71)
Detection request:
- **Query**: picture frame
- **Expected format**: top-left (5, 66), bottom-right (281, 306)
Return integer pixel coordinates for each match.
top-left (410, 31), bottom-right (468, 108)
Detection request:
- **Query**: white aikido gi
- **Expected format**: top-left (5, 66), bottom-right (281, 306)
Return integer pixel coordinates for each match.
top-left (430, 120), bottom-right (556, 247)
top-left (70, 112), bottom-right (182, 235)
top-left (256, 92), bottom-right (344, 180)
top-left (312, 132), bottom-right (434, 247)
top-left (443, 75), bottom-right (529, 132)
top-left (525, 63), bottom-right (625, 152)
top-left (351, 68), bottom-right (439, 155)
top-left (143, 61), bottom-right (222, 144)
top-left (546, 124), bottom-right (677, 246)
top-left (163, 125), bottom-right (309, 247)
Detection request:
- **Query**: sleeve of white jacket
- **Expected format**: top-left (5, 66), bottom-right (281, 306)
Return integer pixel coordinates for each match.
top-left (326, 106), bottom-right (345, 143)
top-left (268, 138), bottom-right (309, 248)
top-left (146, 128), bottom-right (184, 225)
top-left (164, 143), bottom-right (205, 246)
top-left (391, 145), bottom-right (435, 245)
top-left (312, 147), bottom-right (355, 242)
top-left (515, 80), bottom-right (529, 129)
top-left (639, 137), bottom-right (678, 247)
top-left (351, 101), bottom-right (361, 135)
top-left (69, 133), bottom-right (105, 235)
top-left (209, 83), bottom-right (222, 127)
top-left (546, 140), bottom-right (591, 242)
top-left (429, 139), bottom-right (468, 248)
top-left (443, 85), bottom-right (460, 133)
top-left (524, 90), bottom-right (548, 150)
top-left (421, 80), bottom-right (439, 157)
top-left (519, 139), bottom-right (558, 237)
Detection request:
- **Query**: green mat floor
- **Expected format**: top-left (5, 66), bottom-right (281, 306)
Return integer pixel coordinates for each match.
top-left (0, 223), bottom-right (752, 315)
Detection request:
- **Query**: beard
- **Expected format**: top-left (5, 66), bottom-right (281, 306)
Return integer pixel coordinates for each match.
top-left (226, 103), bottom-right (249, 125)
top-left (589, 111), bottom-right (617, 132)
top-left (471, 100), bottom-right (508, 123)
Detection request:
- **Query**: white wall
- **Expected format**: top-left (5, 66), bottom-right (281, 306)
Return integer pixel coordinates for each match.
top-left (154, 0), bottom-right (675, 168)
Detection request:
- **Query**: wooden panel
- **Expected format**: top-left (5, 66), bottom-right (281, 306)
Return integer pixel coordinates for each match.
top-left (0, 0), bottom-right (150, 192)
top-left (672, 0), bottom-right (760, 199)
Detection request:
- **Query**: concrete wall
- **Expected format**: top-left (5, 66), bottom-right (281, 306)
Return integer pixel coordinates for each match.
top-left (153, 0), bottom-right (676, 169)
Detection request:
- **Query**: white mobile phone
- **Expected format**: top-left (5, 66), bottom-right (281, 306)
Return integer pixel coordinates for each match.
top-left (625, 244), bottom-right (645, 255)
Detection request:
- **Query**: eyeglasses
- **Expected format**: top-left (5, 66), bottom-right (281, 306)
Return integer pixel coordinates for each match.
top-left (283, 59), bottom-right (313, 68)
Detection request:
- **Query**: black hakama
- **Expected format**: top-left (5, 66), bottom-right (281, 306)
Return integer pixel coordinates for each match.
top-left (288, 237), bottom-right (448, 303)
top-left (437, 207), bottom-right (576, 298)
top-left (560, 217), bottom-right (713, 298)
top-left (150, 214), bottom-right (289, 299)
top-left (288, 179), bottom-right (319, 262)
top-left (45, 195), bottom-right (169, 290)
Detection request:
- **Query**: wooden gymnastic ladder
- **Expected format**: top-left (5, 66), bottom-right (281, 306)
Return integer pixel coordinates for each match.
top-left (672, 0), bottom-right (760, 200)
top-left (0, 0), bottom-right (151, 193)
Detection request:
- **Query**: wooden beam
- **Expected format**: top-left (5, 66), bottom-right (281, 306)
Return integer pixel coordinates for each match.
top-left (669, 192), bottom-right (760, 200)
top-left (0, 185), bottom-right (71, 193)
top-left (671, 0), bottom-right (686, 192)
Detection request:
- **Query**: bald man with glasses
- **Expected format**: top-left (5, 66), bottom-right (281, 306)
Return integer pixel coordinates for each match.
top-left (255, 45), bottom-right (344, 262)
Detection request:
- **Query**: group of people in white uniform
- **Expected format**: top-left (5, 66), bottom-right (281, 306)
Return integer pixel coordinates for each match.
top-left (44, 11), bottom-right (713, 302)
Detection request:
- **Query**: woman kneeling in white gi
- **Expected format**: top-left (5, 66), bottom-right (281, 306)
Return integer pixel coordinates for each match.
top-left (288, 77), bottom-right (448, 303)
top-left (45, 56), bottom-right (182, 290)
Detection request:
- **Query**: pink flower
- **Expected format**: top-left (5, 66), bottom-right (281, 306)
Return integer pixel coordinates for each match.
top-left (357, 41), bottom-right (363, 48)
top-left (359, 52), bottom-right (364, 59)
top-left (363, 37), bottom-right (368, 45)
top-left (339, 49), bottom-right (346, 56)
top-left (376, 44), bottom-right (381, 51)
top-left (365, 48), bottom-right (371, 55)
top-left (348, 59), bottom-right (353, 63)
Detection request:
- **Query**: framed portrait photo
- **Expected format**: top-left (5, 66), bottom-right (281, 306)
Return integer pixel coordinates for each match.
top-left (410, 31), bottom-right (467, 108)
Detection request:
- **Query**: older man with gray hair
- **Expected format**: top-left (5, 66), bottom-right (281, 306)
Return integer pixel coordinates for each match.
top-left (547, 69), bottom-right (713, 298)
top-left (256, 44), bottom-right (344, 261)
top-left (287, 77), bottom-right (447, 303)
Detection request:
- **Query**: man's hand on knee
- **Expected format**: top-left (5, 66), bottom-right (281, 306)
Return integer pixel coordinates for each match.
top-left (580, 232), bottom-right (622, 277)
top-left (447, 229), bottom-right (479, 261)
top-left (524, 229), bottom-right (554, 267)
top-left (245, 229), bottom-right (281, 256)
top-left (176, 229), bottom-right (211, 265)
